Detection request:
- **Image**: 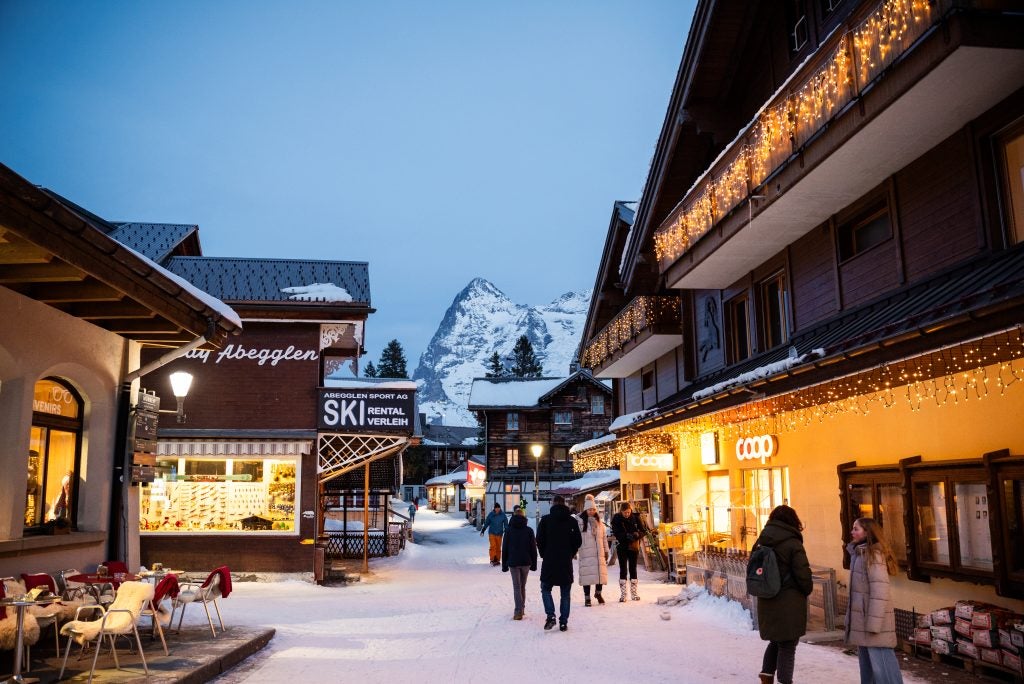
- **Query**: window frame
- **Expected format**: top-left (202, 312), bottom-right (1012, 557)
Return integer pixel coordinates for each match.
top-left (506, 412), bottom-right (519, 431)
top-left (591, 394), bottom-right (605, 416)
top-left (996, 122), bottom-right (1024, 247)
top-left (505, 448), bottom-right (519, 468)
top-left (836, 200), bottom-right (892, 263)
top-left (725, 293), bottom-right (752, 364)
top-left (25, 377), bottom-right (83, 533)
top-left (758, 270), bottom-right (790, 350)
top-left (838, 465), bottom-right (907, 569)
top-left (552, 410), bottom-right (573, 426)
top-left (553, 447), bottom-right (568, 462)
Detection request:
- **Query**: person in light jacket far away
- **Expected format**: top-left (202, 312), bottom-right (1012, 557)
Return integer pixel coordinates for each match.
top-left (576, 494), bottom-right (608, 606)
top-left (846, 518), bottom-right (904, 684)
top-left (753, 505), bottom-right (814, 684)
top-left (480, 503), bottom-right (509, 566)
top-left (502, 505), bottom-right (538, 620)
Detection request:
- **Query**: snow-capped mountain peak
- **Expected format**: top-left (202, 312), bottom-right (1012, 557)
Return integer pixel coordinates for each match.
top-left (412, 278), bottom-right (591, 427)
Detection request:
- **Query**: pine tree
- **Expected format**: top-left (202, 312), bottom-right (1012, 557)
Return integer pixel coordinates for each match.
top-left (508, 335), bottom-right (543, 377)
top-left (377, 339), bottom-right (408, 378)
top-left (484, 351), bottom-right (505, 378)
top-left (363, 361), bottom-right (377, 378)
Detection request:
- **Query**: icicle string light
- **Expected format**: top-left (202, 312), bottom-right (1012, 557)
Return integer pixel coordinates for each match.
top-left (653, 0), bottom-right (933, 267)
top-left (581, 296), bottom-right (681, 370)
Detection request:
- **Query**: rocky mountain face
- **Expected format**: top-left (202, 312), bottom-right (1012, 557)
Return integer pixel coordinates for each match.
top-left (412, 278), bottom-right (590, 427)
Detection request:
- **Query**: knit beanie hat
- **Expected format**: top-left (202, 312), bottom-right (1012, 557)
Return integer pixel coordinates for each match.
top-left (582, 494), bottom-right (596, 512)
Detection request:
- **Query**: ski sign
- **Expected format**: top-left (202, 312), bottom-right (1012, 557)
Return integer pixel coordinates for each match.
top-left (317, 387), bottom-right (416, 435)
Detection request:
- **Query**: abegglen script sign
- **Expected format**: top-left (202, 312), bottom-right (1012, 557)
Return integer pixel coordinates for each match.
top-left (317, 388), bottom-right (415, 435)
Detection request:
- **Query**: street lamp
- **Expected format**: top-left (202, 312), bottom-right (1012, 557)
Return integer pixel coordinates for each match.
top-left (168, 371), bottom-right (194, 423)
top-left (531, 444), bottom-right (543, 525)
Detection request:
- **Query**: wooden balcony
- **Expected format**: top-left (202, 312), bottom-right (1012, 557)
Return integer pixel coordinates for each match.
top-left (581, 296), bottom-right (683, 378)
top-left (653, 0), bottom-right (1024, 290)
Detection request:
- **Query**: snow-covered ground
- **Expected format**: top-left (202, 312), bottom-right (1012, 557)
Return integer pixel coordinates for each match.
top-left (208, 510), bottom-right (927, 683)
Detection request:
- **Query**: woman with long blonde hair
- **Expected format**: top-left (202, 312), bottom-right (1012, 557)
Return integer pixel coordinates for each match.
top-left (845, 517), bottom-right (903, 683)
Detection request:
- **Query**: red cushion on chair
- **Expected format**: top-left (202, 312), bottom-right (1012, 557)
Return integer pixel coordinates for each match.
top-left (104, 561), bottom-right (130, 575)
top-left (21, 573), bottom-right (57, 593)
top-left (153, 574), bottom-right (180, 604)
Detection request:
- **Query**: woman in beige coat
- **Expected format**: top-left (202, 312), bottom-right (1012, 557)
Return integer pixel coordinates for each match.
top-left (845, 518), bottom-right (903, 684)
top-left (576, 494), bottom-right (608, 606)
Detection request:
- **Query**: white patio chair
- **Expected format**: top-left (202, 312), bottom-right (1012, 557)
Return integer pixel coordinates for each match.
top-left (58, 580), bottom-right (154, 684)
top-left (174, 566), bottom-right (230, 637)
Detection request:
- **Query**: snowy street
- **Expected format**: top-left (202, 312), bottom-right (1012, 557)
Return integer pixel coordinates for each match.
top-left (210, 510), bottom-right (928, 684)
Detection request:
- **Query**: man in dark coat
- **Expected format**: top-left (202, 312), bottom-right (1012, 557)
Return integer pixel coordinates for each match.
top-left (535, 494), bottom-right (582, 632)
top-left (501, 507), bottom-right (538, 620)
top-left (753, 505), bottom-right (814, 684)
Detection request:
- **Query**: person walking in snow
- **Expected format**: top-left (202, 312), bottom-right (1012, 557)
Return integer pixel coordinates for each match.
top-left (610, 501), bottom-right (646, 602)
top-left (480, 502), bottom-right (509, 566)
top-left (846, 518), bottom-right (903, 684)
top-left (407, 500), bottom-right (416, 523)
top-left (536, 494), bottom-right (582, 632)
top-left (502, 504), bottom-right (538, 620)
top-left (754, 505), bottom-right (814, 684)
top-left (576, 494), bottom-right (608, 606)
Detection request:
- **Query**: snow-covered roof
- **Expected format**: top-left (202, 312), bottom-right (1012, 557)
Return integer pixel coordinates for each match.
top-left (281, 283), bottom-right (353, 302)
top-left (461, 437), bottom-right (479, 446)
top-left (691, 349), bottom-right (825, 401)
top-left (554, 469), bottom-right (620, 494)
top-left (425, 470), bottom-right (469, 486)
top-left (467, 377), bottom-right (565, 408)
top-left (609, 410), bottom-right (655, 432)
top-left (569, 433), bottom-right (616, 455)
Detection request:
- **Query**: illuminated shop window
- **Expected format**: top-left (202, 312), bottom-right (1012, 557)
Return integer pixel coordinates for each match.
top-left (842, 472), bottom-right (907, 564)
top-left (25, 378), bottom-right (82, 531)
top-left (741, 466), bottom-right (790, 550)
top-left (140, 456), bottom-right (298, 533)
top-left (912, 473), bottom-right (993, 573)
top-left (1001, 469), bottom-right (1024, 582)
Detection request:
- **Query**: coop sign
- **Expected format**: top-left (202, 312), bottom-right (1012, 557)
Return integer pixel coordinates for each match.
top-left (317, 388), bottom-right (416, 435)
top-left (625, 452), bottom-right (674, 471)
top-left (735, 434), bottom-right (778, 464)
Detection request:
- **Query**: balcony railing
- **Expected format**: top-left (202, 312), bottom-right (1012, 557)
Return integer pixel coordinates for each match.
top-left (653, 0), bottom-right (938, 269)
top-left (581, 296), bottom-right (682, 373)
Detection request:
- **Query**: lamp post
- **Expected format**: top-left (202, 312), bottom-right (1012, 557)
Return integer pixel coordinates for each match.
top-left (531, 444), bottom-right (543, 526)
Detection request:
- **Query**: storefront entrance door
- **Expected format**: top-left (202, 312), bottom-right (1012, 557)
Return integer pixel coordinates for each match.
top-left (741, 467), bottom-right (790, 550)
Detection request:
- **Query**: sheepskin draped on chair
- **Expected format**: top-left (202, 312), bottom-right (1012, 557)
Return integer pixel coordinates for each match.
top-left (59, 580), bottom-right (154, 684)
top-left (0, 579), bottom-right (41, 658)
top-left (175, 566), bottom-right (230, 637)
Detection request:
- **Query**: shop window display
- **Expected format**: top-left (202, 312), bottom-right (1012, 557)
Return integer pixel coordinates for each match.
top-left (955, 482), bottom-right (993, 571)
top-left (1001, 472), bottom-right (1024, 578)
top-left (913, 480), bottom-right (951, 565)
top-left (140, 456), bottom-right (298, 533)
top-left (25, 378), bottom-right (82, 531)
top-left (741, 466), bottom-right (789, 549)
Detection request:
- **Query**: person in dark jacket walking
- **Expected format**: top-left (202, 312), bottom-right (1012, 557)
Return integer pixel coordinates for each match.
top-left (754, 505), bottom-right (814, 684)
top-left (610, 501), bottom-right (646, 601)
top-left (501, 508), bottom-right (538, 620)
top-left (480, 503), bottom-right (509, 565)
top-left (536, 494), bottom-right (582, 631)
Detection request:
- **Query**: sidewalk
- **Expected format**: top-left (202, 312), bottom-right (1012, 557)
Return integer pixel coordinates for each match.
top-left (2, 624), bottom-right (274, 683)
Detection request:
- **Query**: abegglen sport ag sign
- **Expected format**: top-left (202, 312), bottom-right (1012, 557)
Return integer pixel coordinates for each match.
top-left (317, 388), bottom-right (416, 435)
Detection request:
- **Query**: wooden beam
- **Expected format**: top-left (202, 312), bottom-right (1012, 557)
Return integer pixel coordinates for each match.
top-left (58, 301), bottom-right (155, 319)
top-left (98, 319), bottom-right (184, 334)
top-left (0, 261), bottom-right (87, 283)
top-left (29, 280), bottom-right (124, 303)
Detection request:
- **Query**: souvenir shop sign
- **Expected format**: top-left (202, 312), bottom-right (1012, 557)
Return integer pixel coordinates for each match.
top-left (317, 388), bottom-right (415, 434)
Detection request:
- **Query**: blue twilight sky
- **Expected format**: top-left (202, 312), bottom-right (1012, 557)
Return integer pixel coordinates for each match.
top-left (0, 1), bottom-right (695, 368)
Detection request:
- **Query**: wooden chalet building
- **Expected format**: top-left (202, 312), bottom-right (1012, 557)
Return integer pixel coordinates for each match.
top-left (468, 370), bottom-right (612, 516)
top-left (577, 0), bottom-right (1024, 622)
top-left (0, 164), bottom-right (240, 578)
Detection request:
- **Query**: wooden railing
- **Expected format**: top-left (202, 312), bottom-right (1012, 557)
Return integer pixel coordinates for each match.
top-left (581, 296), bottom-right (681, 371)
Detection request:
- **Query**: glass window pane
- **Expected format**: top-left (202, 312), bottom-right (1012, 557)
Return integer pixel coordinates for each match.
top-left (44, 430), bottom-right (76, 521)
top-left (25, 427), bottom-right (45, 526)
top-left (848, 482), bottom-right (873, 523)
top-left (1003, 131), bottom-right (1024, 245)
top-left (32, 379), bottom-right (80, 420)
top-left (913, 481), bottom-right (950, 565)
top-left (140, 456), bottom-right (297, 533)
top-left (708, 474), bottom-right (731, 540)
top-left (1002, 476), bottom-right (1024, 574)
top-left (877, 484), bottom-right (907, 563)
top-left (955, 482), bottom-right (993, 571)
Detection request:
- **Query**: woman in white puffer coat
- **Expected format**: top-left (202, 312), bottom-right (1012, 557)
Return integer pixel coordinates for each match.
top-left (576, 494), bottom-right (609, 606)
top-left (845, 517), bottom-right (903, 684)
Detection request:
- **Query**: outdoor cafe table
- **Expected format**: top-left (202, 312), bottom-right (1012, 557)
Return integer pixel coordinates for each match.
top-left (65, 573), bottom-right (139, 602)
top-left (1, 595), bottom-right (55, 684)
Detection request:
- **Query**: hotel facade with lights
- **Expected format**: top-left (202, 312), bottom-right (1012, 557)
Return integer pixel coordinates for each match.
top-left (576, 0), bottom-right (1024, 617)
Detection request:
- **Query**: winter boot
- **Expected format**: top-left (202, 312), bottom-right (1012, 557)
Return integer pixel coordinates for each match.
top-left (594, 591), bottom-right (605, 605)
top-left (544, 616), bottom-right (556, 630)
top-left (758, 673), bottom-right (774, 684)
top-left (630, 578), bottom-right (640, 601)
top-left (585, 597), bottom-right (592, 607)
top-left (619, 579), bottom-right (627, 602)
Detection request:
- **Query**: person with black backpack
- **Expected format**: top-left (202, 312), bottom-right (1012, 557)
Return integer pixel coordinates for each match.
top-left (750, 505), bottom-right (814, 684)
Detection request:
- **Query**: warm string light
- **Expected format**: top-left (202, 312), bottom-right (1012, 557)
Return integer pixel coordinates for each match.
top-left (573, 431), bottom-right (675, 474)
top-left (653, 0), bottom-right (933, 267)
top-left (664, 329), bottom-right (1024, 448)
top-left (581, 296), bottom-right (681, 369)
